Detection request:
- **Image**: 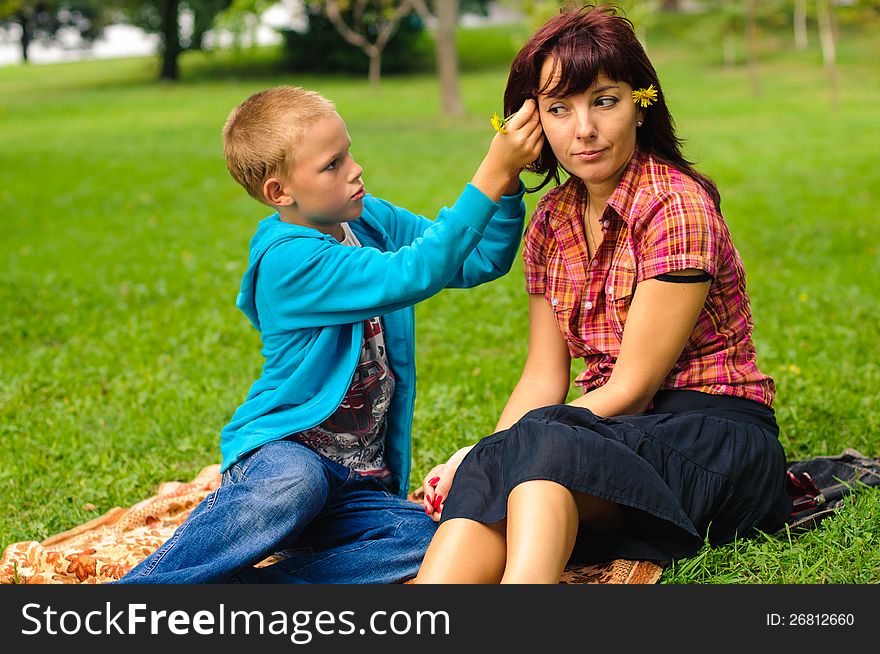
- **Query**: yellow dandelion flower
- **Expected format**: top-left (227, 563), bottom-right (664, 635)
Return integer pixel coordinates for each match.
top-left (632, 84), bottom-right (658, 108)
top-left (491, 112), bottom-right (508, 134)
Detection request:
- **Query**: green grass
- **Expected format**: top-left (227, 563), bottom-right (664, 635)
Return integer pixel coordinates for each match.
top-left (1, 24), bottom-right (878, 583)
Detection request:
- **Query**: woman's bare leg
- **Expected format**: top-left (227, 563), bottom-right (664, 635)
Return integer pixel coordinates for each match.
top-left (416, 482), bottom-right (625, 584)
top-left (501, 480), bottom-right (626, 584)
top-left (413, 518), bottom-right (506, 584)
top-left (500, 480), bottom-right (579, 583)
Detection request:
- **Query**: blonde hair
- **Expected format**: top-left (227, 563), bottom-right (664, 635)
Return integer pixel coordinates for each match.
top-left (222, 86), bottom-right (337, 205)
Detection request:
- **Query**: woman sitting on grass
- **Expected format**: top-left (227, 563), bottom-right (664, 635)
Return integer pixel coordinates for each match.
top-left (414, 4), bottom-right (792, 584)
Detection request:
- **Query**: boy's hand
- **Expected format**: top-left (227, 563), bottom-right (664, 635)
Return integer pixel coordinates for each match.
top-left (421, 445), bottom-right (474, 522)
top-left (471, 100), bottom-right (544, 201)
top-left (488, 99), bottom-right (544, 175)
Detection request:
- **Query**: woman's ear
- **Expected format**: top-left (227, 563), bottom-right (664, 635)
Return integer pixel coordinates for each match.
top-left (637, 109), bottom-right (645, 128)
top-left (263, 177), bottom-right (294, 207)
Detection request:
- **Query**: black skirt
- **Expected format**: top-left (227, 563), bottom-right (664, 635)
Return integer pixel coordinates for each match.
top-left (439, 391), bottom-right (793, 564)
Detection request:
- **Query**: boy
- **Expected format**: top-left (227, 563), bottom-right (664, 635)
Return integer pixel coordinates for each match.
top-left (118, 86), bottom-right (543, 583)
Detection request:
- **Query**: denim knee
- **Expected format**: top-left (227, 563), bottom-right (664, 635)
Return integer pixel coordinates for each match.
top-left (227, 440), bottom-right (332, 528)
top-left (382, 500), bottom-right (438, 551)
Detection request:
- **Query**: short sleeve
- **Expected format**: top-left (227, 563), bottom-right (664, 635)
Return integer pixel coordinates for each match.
top-left (521, 202), bottom-right (553, 294)
top-left (636, 191), bottom-right (722, 284)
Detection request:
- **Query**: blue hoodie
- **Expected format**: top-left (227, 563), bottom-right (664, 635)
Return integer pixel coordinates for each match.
top-left (221, 183), bottom-right (526, 496)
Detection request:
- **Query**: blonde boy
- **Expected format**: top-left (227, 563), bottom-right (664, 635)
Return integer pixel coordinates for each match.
top-left (118, 86), bottom-right (542, 583)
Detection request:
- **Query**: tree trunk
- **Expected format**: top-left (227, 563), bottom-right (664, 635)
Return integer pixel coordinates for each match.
top-left (794, 0), bottom-right (808, 51)
top-left (160, 0), bottom-right (181, 81)
top-left (436, 0), bottom-right (463, 116)
top-left (325, 0), bottom-right (417, 88)
top-left (190, 11), bottom-right (210, 51)
top-left (723, 32), bottom-right (736, 68)
top-left (411, 0), bottom-right (464, 116)
top-left (816, 0), bottom-right (839, 111)
top-left (746, 0), bottom-right (760, 98)
top-left (368, 52), bottom-right (381, 87)
top-left (18, 13), bottom-right (31, 64)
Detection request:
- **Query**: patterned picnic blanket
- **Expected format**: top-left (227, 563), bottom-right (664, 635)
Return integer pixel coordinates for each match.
top-left (0, 465), bottom-right (662, 585)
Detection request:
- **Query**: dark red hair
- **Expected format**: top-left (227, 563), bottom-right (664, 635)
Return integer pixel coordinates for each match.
top-left (505, 3), bottom-right (721, 208)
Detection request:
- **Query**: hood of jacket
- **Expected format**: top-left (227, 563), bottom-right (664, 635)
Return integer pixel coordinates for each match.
top-left (236, 214), bottom-right (340, 332)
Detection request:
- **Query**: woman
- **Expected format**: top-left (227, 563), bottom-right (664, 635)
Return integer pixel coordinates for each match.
top-left (414, 5), bottom-right (791, 584)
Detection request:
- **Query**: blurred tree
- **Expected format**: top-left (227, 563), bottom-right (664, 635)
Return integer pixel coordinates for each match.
top-left (412, 0), bottom-right (464, 115)
top-left (211, 0), bottom-right (274, 50)
top-left (794, 0), bottom-right (808, 50)
top-left (617, 0), bottom-right (660, 48)
top-left (516, 0), bottom-right (564, 30)
top-left (314, 0), bottom-right (421, 86)
top-left (110, 0), bottom-right (236, 80)
top-left (410, 0), bottom-right (490, 116)
top-left (280, 3), bottom-right (429, 74)
top-left (816, 0), bottom-right (839, 110)
top-left (697, 1), bottom-right (746, 68)
top-left (0, 0), bottom-right (107, 63)
top-left (745, 0), bottom-right (760, 97)
top-left (511, 1), bottom-right (661, 47)
top-left (460, 0), bottom-right (492, 11)
top-left (189, 0), bottom-right (233, 49)
top-left (837, 0), bottom-right (880, 31)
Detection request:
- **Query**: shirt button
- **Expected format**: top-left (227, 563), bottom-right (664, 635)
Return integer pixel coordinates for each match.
top-left (551, 297), bottom-right (559, 306)
top-left (591, 259), bottom-right (598, 267)
top-left (584, 301), bottom-right (593, 310)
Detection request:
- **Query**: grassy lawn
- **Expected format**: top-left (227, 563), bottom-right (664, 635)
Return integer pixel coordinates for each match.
top-left (1, 23), bottom-right (878, 583)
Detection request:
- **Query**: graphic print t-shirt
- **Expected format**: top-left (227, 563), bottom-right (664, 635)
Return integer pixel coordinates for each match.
top-left (295, 222), bottom-right (395, 477)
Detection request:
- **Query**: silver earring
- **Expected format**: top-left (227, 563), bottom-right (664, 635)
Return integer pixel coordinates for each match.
top-left (637, 121), bottom-right (643, 127)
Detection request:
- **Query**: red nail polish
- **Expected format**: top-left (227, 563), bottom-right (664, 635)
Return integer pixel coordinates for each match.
top-left (433, 494), bottom-right (443, 509)
top-left (428, 477), bottom-right (440, 486)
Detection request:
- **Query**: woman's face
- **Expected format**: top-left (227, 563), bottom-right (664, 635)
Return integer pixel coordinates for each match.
top-left (537, 58), bottom-right (642, 194)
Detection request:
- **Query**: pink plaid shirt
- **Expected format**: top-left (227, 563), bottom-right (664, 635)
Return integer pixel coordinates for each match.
top-left (523, 151), bottom-right (775, 407)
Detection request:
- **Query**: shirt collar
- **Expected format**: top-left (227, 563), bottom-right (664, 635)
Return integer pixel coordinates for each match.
top-left (605, 149), bottom-right (647, 226)
top-left (545, 175), bottom-right (587, 232)
top-left (545, 150), bottom-right (647, 230)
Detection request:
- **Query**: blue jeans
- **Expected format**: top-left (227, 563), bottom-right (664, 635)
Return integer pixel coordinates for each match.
top-left (116, 440), bottom-right (436, 584)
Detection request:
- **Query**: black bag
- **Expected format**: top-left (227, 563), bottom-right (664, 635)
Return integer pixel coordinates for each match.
top-left (780, 448), bottom-right (880, 533)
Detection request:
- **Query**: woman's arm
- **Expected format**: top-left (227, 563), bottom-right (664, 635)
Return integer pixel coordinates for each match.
top-left (568, 270), bottom-right (710, 417)
top-left (494, 293), bottom-right (572, 431)
top-left (428, 272), bottom-right (709, 519)
top-left (422, 292), bottom-right (570, 519)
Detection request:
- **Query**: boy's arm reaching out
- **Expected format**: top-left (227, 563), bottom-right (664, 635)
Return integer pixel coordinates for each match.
top-left (256, 101), bottom-right (543, 330)
top-left (367, 179), bottom-right (526, 290)
top-left (358, 102), bottom-right (542, 290)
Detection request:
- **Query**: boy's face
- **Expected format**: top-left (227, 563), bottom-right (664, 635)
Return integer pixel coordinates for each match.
top-left (272, 113), bottom-right (365, 232)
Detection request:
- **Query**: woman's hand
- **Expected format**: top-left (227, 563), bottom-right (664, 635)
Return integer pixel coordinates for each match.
top-left (422, 446), bottom-right (474, 522)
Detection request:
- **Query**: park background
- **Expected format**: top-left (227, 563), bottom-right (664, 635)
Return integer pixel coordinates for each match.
top-left (1, 0), bottom-right (878, 583)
